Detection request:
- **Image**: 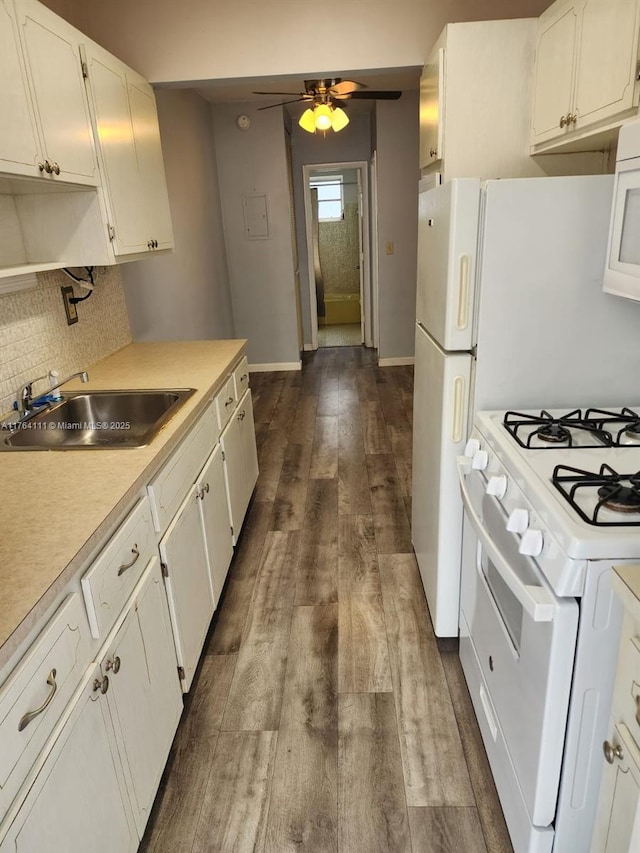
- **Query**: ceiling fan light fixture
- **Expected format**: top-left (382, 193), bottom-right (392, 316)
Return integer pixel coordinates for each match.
top-left (313, 104), bottom-right (333, 131)
top-left (299, 108), bottom-right (316, 133)
top-left (331, 106), bottom-right (349, 132)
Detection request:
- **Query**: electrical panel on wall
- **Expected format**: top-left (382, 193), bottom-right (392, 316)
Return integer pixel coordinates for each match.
top-left (242, 194), bottom-right (269, 239)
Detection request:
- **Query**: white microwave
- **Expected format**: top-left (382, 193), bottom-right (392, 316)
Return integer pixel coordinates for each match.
top-left (604, 118), bottom-right (640, 301)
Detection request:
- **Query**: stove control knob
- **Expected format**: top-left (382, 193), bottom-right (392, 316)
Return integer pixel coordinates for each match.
top-left (471, 450), bottom-right (489, 471)
top-left (507, 508), bottom-right (529, 534)
top-left (519, 528), bottom-right (544, 557)
top-left (465, 438), bottom-right (480, 458)
top-left (486, 475), bottom-right (508, 499)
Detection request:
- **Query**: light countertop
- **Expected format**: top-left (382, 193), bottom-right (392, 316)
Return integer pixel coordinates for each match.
top-left (0, 339), bottom-right (245, 670)
top-left (613, 564), bottom-right (640, 612)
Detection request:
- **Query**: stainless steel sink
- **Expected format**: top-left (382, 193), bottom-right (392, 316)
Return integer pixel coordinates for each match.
top-left (1, 389), bottom-right (195, 450)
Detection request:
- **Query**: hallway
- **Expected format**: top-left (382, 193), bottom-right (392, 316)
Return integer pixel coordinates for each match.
top-left (140, 347), bottom-right (512, 853)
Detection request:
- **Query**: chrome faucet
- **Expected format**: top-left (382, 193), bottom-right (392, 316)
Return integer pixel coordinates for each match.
top-left (19, 370), bottom-right (89, 414)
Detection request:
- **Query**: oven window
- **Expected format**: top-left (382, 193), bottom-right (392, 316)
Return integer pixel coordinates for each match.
top-left (619, 187), bottom-right (640, 265)
top-left (482, 553), bottom-right (524, 652)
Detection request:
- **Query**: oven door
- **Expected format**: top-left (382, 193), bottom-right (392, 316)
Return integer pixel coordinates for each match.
top-left (459, 474), bottom-right (579, 828)
top-left (604, 155), bottom-right (640, 301)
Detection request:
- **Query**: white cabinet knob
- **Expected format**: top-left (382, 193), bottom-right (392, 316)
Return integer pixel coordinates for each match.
top-left (471, 450), bottom-right (489, 471)
top-left (519, 528), bottom-right (544, 557)
top-left (486, 475), bottom-right (507, 499)
top-left (465, 438), bottom-right (480, 457)
top-left (507, 508), bottom-right (529, 534)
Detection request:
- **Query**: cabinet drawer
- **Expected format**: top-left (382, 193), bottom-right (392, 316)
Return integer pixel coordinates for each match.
top-left (80, 497), bottom-right (155, 639)
top-left (232, 356), bottom-right (250, 400)
top-left (214, 375), bottom-right (237, 431)
top-left (0, 594), bottom-right (91, 819)
top-left (148, 402), bottom-right (219, 534)
top-left (614, 629), bottom-right (640, 753)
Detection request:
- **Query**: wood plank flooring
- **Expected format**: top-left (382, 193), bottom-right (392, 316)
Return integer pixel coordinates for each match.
top-left (140, 347), bottom-right (513, 853)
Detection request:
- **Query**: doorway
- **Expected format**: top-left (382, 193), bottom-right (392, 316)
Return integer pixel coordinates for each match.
top-left (303, 161), bottom-right (373, 349)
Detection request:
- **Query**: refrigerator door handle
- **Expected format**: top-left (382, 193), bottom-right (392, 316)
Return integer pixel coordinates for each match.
top-left (456, 254), bottom-right (471, 331)
top-left (451, 376), bottom-right (465, 442)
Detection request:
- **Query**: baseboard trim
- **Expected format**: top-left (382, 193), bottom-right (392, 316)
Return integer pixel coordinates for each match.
top-left (248, 361), bottom-right (302, 372)
top-left (378, 356), bottom-right (415, 367)
top-left (303, 344), bottom-right (314, 351)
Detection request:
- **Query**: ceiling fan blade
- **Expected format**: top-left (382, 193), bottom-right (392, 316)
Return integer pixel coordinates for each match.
top-left (329, 80), bottom-right (365, 95)
top-left (344, 90), bottom-right (402, 100)
top-left (257, 98), bottom-right (308, 110)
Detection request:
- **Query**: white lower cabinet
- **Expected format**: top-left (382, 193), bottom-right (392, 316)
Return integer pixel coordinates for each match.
top-left (0, 664), bottom-right (138, 853)
top-left (221, 388), bottom-right (259, 543)
top-left (159, 485), bottom-right (215, 693)
top-left (99, 557), bottom-right (182, 837)
top-left (197, 444), bottom-right (234, 605)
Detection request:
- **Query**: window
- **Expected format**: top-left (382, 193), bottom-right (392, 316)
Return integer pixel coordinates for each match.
top-left (310, 175), bottom-right (344, 222)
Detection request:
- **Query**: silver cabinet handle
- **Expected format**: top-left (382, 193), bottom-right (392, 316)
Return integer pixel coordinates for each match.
top-left (225, 396), bottom-right (234, 407)
top-left (240, 373), bottom-right (248, 382)
top-left (93, 675), bottom-right (109, 694)
top-left (117, 546), bottom-right (140, 576)
top-left (429, 147), bottom-right (437, 157)
top-left (18, 669), bottom-right (57, 731)
top-left (105, 656), bottom-right (121, 674)
top-left (635, 694), bottom-right (640, 728)
top-left (52, 162), bottom-right (60, 175)
top-left (203, 483), bottom-right (209, 494)
top-left (559, 115), bottom-right (567, 128)
top-left (238, 410), bottom-right (246, 421)
top-left (603, 740), bottom-right (624, 764)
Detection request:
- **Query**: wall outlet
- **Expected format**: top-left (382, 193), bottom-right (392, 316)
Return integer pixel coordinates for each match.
top-left (61, 285), bottom-right (78, 325)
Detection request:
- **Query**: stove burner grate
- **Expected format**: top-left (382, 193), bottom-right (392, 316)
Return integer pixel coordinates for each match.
top-left (553, 463), bottom-right (640, 526)
top-left (584, 408), bottom-right (640, 447)
top-left (504, 409), bottom-right (613, 449)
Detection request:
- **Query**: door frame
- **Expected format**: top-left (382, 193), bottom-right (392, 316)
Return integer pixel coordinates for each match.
top-left (302, 160), bottom-right (374, 350)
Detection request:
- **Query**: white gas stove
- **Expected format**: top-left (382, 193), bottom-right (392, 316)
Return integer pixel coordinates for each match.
top-left (458, 407), bottom-right (640, 853)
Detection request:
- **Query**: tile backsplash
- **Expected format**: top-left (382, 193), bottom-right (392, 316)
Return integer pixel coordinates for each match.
top-left (0, 267), bottom-right (131, 415)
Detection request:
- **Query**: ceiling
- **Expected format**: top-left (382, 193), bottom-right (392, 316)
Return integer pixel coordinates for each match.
top-left (191, 66), bottom-right (422, 115)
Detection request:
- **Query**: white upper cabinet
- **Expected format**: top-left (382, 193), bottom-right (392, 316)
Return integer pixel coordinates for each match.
top-left (419, 45), bottom-right (444, 169)
top-left (82, 40), bottom-right (174, 256)
top-left (14, 0), bottom-right (98, 184)
top-left (531, 0), bottom-right (640, 151)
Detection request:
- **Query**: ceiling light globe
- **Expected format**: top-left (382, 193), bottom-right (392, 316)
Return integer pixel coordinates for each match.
top-left (331, 107), bottom-right (349, 132)
top-left (299, 108), bottom-right (316, 133)
top-left (314, 104), bottom-right (333, 131)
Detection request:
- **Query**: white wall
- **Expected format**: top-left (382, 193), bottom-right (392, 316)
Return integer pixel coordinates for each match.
top-left (55, 0), bottom-right (553, 84)
top-left (122, 89), bottom-right (235, 342)
top-left (211, 104), bottom-right (300, 368)
top-left (376, 92), bottom-right (420, 361)
top-left (292, 114), bottom-right (373, 346)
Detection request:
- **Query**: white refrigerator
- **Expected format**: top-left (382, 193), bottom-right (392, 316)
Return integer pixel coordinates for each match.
top-left (412, 174), bottom-right (640, 637)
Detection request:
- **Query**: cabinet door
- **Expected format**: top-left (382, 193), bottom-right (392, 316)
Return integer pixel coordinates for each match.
top-left (159, 487), bottom-right (215, 692)
top-left (102, 558), bottom-right (182, 837)
top-left (82, 42), bottom-right (148, 254)
top-left (198, 445), bottom-right (234, 605)
top-left (419, 47), bottom-right (445, 168)
top-left (0, 0), bottom-right (41, 177)
top-left (128, 75), bottom-right (174, 250)
top-left (239, 388), bottom-right (259, 506)
top-left (573, 0), bottom-right (640, 129)
top-left (591, 723), bottom-right (640, 853)
top-left (0, 667), bottom-right (137, 853)
top-left (531, 2), bottom-right (579, 144)
top-left (220, 410), bottom-right (246, 544)
top-left (17, 0), bottom-right (98, 184)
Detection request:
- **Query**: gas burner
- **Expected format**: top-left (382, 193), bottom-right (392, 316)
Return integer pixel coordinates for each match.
top-left (553, 463), bottom-right (640, 526)
top-left (585, 408), bottom-right (640, 446)
top-left (537, 423), bottom-right (571, 444)
top-left (503, 409), bottom-right (613, 449)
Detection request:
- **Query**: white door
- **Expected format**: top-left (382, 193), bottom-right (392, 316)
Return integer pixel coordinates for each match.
top-left (198, 445), bottom-right (234, 605)
top-left (102, 559), bottom-right (182, 836)
top-left (220, 410), bottom-right (245, 544)
top-left (0, 666), bottom-right (137, 853)
top-left (411, 323), bottom-right (471, 637)
top-left (159, 488), bottom-right (215, 692)
top-left (419, 45), bottom-right (445, 167)
top-left (531, 3), bottom-right (578, 144)
top-left (239, 388), bottom-right (259, 510)
top-left (416, 178), bottom-right (479, 351)
top-left (82, 42), bottom-right (148, 254)
top-left (18, 0), bottom-right (97, 184)
top-left (0, 0), bottom-right (41, 177)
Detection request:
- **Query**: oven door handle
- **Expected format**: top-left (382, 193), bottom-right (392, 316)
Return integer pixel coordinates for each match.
top-left (457, 458), bottom-right (556, 623)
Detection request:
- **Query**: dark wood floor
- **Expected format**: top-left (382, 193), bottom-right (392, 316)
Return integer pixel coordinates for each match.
top-left (140, 347), bottom-right (513, 853)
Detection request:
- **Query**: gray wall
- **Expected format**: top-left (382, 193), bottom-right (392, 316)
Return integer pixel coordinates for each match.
top-left (122, 89), bottom-right (234, 342)
top-left (292, 113), bottom-right (373, 346)
top-left (211, 104), bottom-right (300, 367)
top-left (375, 92), bottom-right (420, 361)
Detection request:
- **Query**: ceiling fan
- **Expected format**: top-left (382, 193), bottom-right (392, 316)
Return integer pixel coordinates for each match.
top-left (253, 78), bottom-right (402, 133)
